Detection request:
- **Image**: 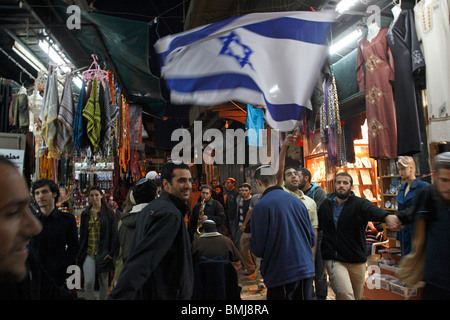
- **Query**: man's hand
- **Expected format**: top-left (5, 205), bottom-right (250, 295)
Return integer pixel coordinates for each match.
top-left (385, 214), bottom-right (402, 231)
top-left (282, 133), bottom-right (298, 148)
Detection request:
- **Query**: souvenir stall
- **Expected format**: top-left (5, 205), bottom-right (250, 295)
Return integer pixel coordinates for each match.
top-left (30, 54), bottom-right (144, 229)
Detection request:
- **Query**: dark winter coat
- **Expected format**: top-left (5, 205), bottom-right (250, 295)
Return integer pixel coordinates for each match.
top-left (108, 191), bottom-right (193, 300)
top-left (30, 207), bottom-right (80, 286)
top-left (318, 193), bottom-right (390, 263)
top-left (77, 205), bottom-right (118, 273)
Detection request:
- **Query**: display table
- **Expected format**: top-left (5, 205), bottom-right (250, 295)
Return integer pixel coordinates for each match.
top-left (364, 254), bottom-right (423, 300)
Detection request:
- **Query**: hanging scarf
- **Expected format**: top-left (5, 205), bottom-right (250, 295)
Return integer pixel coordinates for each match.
top-left (41, 70), bottom-right (59, 159)
top-left (82, 78), bottom-right (101, 153)
top-left (73, 79), bottom-right (86, 152)
top-left (57, 73), bottom-right (75, 155)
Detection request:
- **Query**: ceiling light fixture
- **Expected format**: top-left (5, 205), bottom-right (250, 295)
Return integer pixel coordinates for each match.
top-left (335, 0), bottom-right (359, 13)
top-left (329, 29), bottom-right (363, 54)
top-left (12, 41), bottom-right (47, 73)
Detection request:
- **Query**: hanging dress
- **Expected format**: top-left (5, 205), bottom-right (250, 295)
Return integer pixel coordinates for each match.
top-left (356, 27), bottom-right (397, 159)
top-left (386, 9), bottom-right (427, 156)
top-left (414, 0), bottom-right (450, 143)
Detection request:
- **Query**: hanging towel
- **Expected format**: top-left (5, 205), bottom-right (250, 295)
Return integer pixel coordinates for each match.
top-left (41, 71), bottom-right (59, 159)
top-left (73, 79), bottom-right (86, 152)
top-left (245, 104), bottom-right (265, 147)
top-left (83, 78), bottom-right (101, 153)
top-left (100, 79), bottom-right (116, 153)
top-left (57, 74), bottom-right (75, 154)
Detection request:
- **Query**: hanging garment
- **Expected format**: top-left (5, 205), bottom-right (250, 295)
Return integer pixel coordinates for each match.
top-left (41, 70), bottom-right (60, 159)
top-left (387, 9), bottom-right (427, 156)
top-left (245, 104), bottom-right (265, 147)
top-left (100, 79), bottom-right (117, 153)
top-left (57, 74), bottom-right (75, 155)
top-left (73, 79), bottom-right (86, 152)
top-left (320, 74), bottom-right (342, 167)
top-left (9, 93), bottom-right (29, 132)
top-left (82, 78), bottom-right (101, 153)
top-left (414, 0), bottom-right (450, 143)
top-left (356, 27), bottom-right (398, 159)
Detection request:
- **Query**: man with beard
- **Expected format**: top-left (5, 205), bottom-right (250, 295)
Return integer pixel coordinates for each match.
top-left (318, 172), bottom-right (400, 300)
top-left (109, 162), bottom-right (194, 300)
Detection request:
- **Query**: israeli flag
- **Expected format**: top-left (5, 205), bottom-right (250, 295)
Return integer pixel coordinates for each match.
top-left (154, 11), bottom-right (335, 131)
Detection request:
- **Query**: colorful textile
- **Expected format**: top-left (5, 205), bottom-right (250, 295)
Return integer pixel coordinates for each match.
top-left (83, 78), bottom-right (101, 153)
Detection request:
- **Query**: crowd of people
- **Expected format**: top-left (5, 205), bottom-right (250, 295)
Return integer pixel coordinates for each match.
top-left (0, 143), bottom-right (449, 300)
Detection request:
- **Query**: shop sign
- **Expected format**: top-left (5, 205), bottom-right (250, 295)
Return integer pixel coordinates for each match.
top-left (0, 148), bottom-right (25, 174)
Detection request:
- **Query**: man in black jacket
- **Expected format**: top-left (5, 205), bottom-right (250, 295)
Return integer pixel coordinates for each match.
top-left (0, 158), bottom-right (73, 299)
top-left (109, 162), bottom-right (194, 300)
top-left (30, 179), bottom-right (80, 288)
top-left (188, 185), bottom-right (227, 241)
top-left (318, 172), bottom-right (399, 300)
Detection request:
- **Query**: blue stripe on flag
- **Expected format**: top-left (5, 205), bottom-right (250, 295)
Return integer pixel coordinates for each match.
top-left (167, 73), bottom-right (305, 122)
top-left (243, 17), bottom-right (331, 44)
top-left (159, 17), bottom-right (332, 64)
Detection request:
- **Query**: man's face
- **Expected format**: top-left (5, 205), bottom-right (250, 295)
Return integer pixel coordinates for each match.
top-left (165, 168), bottom-right (192, 201)
top-left (201, 188), bottom-right (212, 201)
top-left (192, 182), bottom-right (198, 191)
top-left (0, 165), bottom-right (42, 282)
top-left (241, 187), bottom-right (250, 199)
top-left (88, 190), bottom-right (102, 208)
top-left (335, 175), bottom-right (352, 200)
top-left (288, 145), bottom-right (302, 161)
top-left (33, 185), bottom-right (56, 210)
top-left (297, 171), bottom-right (307, 190)
top-left (434, 168), bottom-right (450, 202)
top-left (212, 180), bottom-right (218, 188)
top-left (225, 179), bottom-right (235, 191)
top-left (284, 168), bottom-right (299, 189)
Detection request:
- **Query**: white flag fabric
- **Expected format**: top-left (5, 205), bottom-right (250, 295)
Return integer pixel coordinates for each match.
top-left (154, 11), bottom-right (335, 131)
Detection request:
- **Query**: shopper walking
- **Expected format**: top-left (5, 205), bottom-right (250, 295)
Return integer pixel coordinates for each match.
top-left (395, 152), bottom-right (450, 300)
top-left (395, 156), bottom-right (429, 256)
top-left (297, 167), bottom-right (328, 300)
top-left (108, 162), bottom-right (194, 300)
top-left (318, 172), bottom-right (400, 300)
top-left (113, 179), bottom-right (157, 284)
top-left (250, 165), bottom-right (316, 300)
top-left (30, 179), bottom-right (80, 288)
top-left (225, 177), bottom-right (239, 242)
top-left (77, 185), bottom-right (118, 300)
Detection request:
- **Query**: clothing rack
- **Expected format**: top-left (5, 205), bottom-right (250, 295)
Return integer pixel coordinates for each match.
top-left (0, 47), bottom-right (36, 80)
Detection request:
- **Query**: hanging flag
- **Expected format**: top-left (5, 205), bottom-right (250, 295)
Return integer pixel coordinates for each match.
top-left (246, 104), bottom-right (265, 147)
top-left (154, 11), bottom-right (335, 131)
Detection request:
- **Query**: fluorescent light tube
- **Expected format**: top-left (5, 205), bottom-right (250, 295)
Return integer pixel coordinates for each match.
top-left (329, 29), bottom-right (363, 54)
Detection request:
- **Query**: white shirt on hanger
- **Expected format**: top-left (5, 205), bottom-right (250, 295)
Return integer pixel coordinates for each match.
top-left (366, 22), bottom-right (380, 42)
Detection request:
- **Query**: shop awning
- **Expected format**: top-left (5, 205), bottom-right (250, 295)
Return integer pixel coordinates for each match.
top-left (53, 0), bottom-right (166, 117)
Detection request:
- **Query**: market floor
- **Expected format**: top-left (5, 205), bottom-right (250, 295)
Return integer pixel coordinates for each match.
top-left (76, 267), bottom-right (336, 300)
top-left (237, 267), bottom-right (336, 300)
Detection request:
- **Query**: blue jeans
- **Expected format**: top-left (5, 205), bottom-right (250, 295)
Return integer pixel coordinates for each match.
top-left (314, 231), bottom-right (328, 300)
top-left (267, 277), bottom-right (315, 300)
top-left (82, 255), bottom-right (109, 300)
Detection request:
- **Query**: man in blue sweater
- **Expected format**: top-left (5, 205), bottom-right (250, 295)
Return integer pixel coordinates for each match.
top-left (249, 165), bottom-right (316, 300)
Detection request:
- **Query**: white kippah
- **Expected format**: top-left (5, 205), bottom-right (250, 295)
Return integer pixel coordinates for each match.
top-left (146, 171), bottom-right (157, 180)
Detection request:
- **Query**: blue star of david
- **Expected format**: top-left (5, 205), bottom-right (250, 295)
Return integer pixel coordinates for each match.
top-left (218, 31), bottom-right (254, 70)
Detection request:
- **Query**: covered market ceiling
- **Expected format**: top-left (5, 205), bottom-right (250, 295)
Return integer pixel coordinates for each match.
top-left (0, 0), bottom-right (405, 119)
